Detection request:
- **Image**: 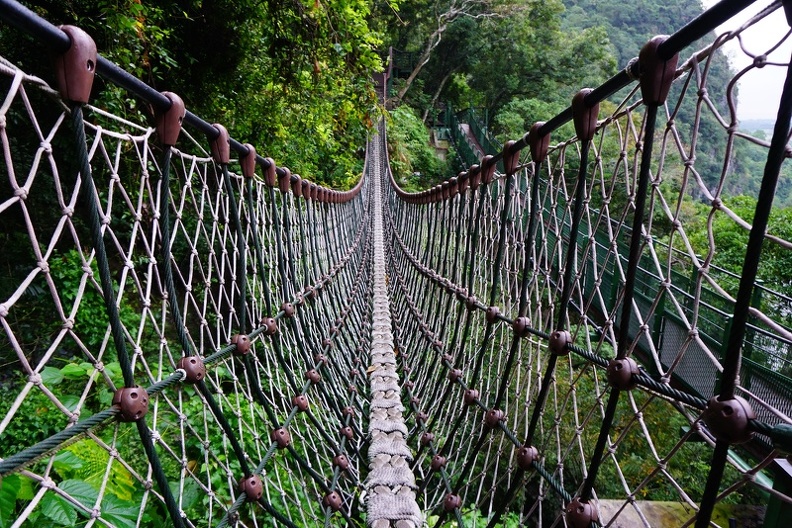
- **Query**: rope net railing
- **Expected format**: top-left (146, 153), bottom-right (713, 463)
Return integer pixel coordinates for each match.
top-left (0, 7), bottom-right (397, 526)
top-left (386, 1), bottom-right (792, 527)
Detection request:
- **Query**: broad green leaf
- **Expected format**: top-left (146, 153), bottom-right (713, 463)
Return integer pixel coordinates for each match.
top-left (59, 363), bottom-right (87, 380)
top-left (0, 474), bottom-right (21, 528)
top-left (40, 367), bottom-right (64, 386)
top-left (40, 492), bottom-right (77, 526)
top-left (100, 495), bottom-right (139, 528)
top-left (58, 479), bottom-right (98, 508)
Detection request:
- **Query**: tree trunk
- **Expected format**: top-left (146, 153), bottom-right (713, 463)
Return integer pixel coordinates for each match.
top-left (396, 23), bottom-right (446, 103)
top-left (422, 69), bottom-right (455, 124)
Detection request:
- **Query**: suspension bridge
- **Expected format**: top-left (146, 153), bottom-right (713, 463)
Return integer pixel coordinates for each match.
top-left (2, 0), bottom-right (792, 526)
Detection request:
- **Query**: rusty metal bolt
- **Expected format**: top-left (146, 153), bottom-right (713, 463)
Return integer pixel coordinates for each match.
top-left (485, 306), bottom-right (500, 323)
top-left (430, 455), bottom-right (447, 471)
top-left (442, 353), bottom-right (454, 363)
top-left (548, 330), bottom-right (571, 355)
top-left (348, 384), bottom-right (358, 394)
top-left (314, 354), bottom-right (328, 366)
top-left (513, 316), bottom-right (531, 338)
top-left (292, 394), bottom-right (309, 412)
top-left (410, 396), bottom-right (421, 406)
top-left (322, 338), bottom-right (333, 349)
top-left (606, 358), bottom-right (639, 390)
top-left (484, 408), bottom-right (505, 429)
top-left (448, 369), bottom-right (463, 383)
top-left (339, 426), bottom-right (354, 440)
top-left (404, 380), bottom-right (415, 389)
top-left (702, 395), bottom-right (756, 444)
top-left (281, 302), bottom-right (295, 317)
top-left (238, 475), bottom-right (263, 502)
top-left (305, 369), bottom-right (322, 384)
top-left (270, 427), bottom-right (291, 448)
top-left (329, 326), bottom-right (338, 336)
top-left (177, 356), bottom-right (206, 384)
top-left (465, 295), bottom-right (478, 311)
top-left (417, 411), bottom-right (429, 424)
top-left (433, 339), bottom-right (443, 349)
top-left (304, 286), bottom-right (316, 301)
top-left (322, 491), bottom-right (343, 511)
top-left (456, 288), bottom-right (468, 302)
top-left (332, 454), bottom-right (349, 471)
top-left (565, 497), bottom-right (599, 528)
top-left (231, 334), bottom-right (251, 356)
top-left (443, 493), bottom-right (462, 512)
top-left (420, 432), bottom-right (435, 446)
top-left (463, 389), bottom-right (480, 406)
top-left (261, 317), bottom-right (278, 336)
top-left (516, 445), bottom-right (539, 470)
top-left (349, 369), bottom-right (359, 378)
top-left (342, 406), bottom-right (355, 417)
top-left (112, 387), bottom-right (149, 422)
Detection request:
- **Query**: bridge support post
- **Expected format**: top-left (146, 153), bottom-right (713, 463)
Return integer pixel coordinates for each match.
top-left (763, 459), bottom-right (792, 528)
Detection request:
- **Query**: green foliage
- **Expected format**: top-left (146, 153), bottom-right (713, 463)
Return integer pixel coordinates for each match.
top-left (387, 106), bottom-right (454, 190)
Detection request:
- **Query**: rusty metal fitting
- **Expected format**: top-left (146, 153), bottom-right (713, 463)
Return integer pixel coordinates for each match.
top-left (443, 493), bottom-right (462, 512)
top-left (607, 357), bottom-right (639, 390)
top-left (304, 286), bottom-right (316, 301)
top-left (281, 302), bottom-right (295, 317)
top-left (430, 455), bottom-right (447, 471)
top-left (305, 369), bottom-right (321, 384)
top-left (571, 89), bottom-right (599, 142)
top-left (433, 339), bottom-right (443, 349)
top-left (342, 406), bottom-right (355, 417)
top-left (639, 35), bottom-right (680, 106)
top-left (503, 140), bottom-right (521, 175)
top-left (310, 183), bottom-right (318, 201)
top-left (416, 411), bottom-right (429, 424)
top-left (485, 306), bottom-right (500, 323)
top-left (231, 334), bottom-right (251, 356)
top-left (348, 384), bottom-right (358, 394)
top-left (314, 354), bottom-right (328, 367)
top-left (484, 408), bottom-right (505, 429)
top-left (322, 491), bottom-right (343, 512)
top-left (112, 386), bottom-right (150, 422)
top-left (240, 144), bottom-right (257, 178)
top-left (565, 497), bottom-right (599, 528)
top-left (410, 396), bottom-right (421, 406)
top-left (513, 316), bottom-right (531, 338)
top-left (463, 389), bottom-right (480, 406)
top-left (481, 155), bottom-right (497, 184)
top-left (54, 25), bottom-right (97, 104)
top-left (442, 353), bottom-right (454, 364)
top-left (459, 169), bottom-right (471, 193)
top-left (333, 454), bottom-right (349, 470)
top-left (210, 124), bottom-right (231, 164)
top-left (469, 164), bottom-right (482, 190)
top-left (449, 176), bottom-right (459, 197)
top-left (278, 167), bottom-right (291, 193)
top-left (465, 295), bottom-right (478, 311)
top-left (177, 356), bottom-right (206, 384)
top-left (238, 474), bottom-right (263, 502)
top-left (270, 427), bottom-right (291, 448)
top-left (548, 330), bottom-right (572, 355)
top-left (290, 174), bottom-right (303, 197)
top-left (292, 394), bottom-right (309, 412)
top-left (441, 180), bottom-right (451, 200)
top-left (404, 380), bottom-right (415, 389)
top-left (516, 445), bottom-right (539, 470)
top-left (301, 179), bottom-right (311, 199)
top-left (420, 432), bottom-right (435, 446)
top-left (702, 395), bottom-right (756, 444)
top-left (528, 122), bottom-right (551, 164)
top-left (322, 338), bottom-right (333, 349)
top-left (339, 426), bottom-right (354, 440)
top-left (448, 369), bottom-right (463, 383)
top-left (263, 157), bottom-right (277, 187)
top-left (456, 288), bottom-right (468, 302)
top-left (261, 317), bottom-right (278, 336)
top-left (155, 92), bottom-right (185, 146)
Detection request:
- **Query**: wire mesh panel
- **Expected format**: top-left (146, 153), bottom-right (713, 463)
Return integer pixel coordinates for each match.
top-left (386, 3), bottom-right (792, 527)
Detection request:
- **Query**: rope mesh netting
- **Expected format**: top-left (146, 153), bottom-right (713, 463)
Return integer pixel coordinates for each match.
top-left (2, 1), bottom-right (792, 527)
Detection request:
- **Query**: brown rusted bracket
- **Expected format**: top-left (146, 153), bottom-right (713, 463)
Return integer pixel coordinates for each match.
top-left (513, 316), bottom-right (531, 338)
top-left (463, 389), bottom-right (479, 406)
top-left (481, 155), bottom-right (497, 185)
top-left (515, 445), bottom-right (539, 470)
top-left (155, 92), bottom-right (185, 146)
top-left (639, 36), bottom-right (679, 106)
top-left (177, 356), bottom-right (206, 384)
top-left (702, 395), bottom-right (756, 444)
top-left (241, 144), bottom-right (257, 178)
top-left (484, 408), bottom-right (505, 429)
top-left (485, 305), bottom-right (500, 323)
top-left (565, 497), bottom-right (599, 528)
top-left (271, 427), bottom-right (291, 448)
top-left (261, 317), bottom-right (278, 336)
top-left (238, 475), bottom-right (263, 501)
top-left (278, 167), bottom-right (291, 193)
top-left (281, 302), bottom-right (295, 317)
top-left (112, 386), bottom-right (149, 422)
top-left (420, 432), bottom-right (435, 445)
top-left (231, 334), bottom-right (251, 356)
top-left (607, 357), bottom-right (639, 390)
top-left (322, 491), bottom-right (343, 511)
top-left (291, 174), bottom-right (302, 197)
top-left (210, 124), bottom-right (230, 164)
top-left (333, 454), bottom-right (349, 470)
top-left (503, 140), bottom-right (521, 175)
top-left (468, 164), bottom-right (482, 191)
top-left (430, 454), bottom-right (447, 470)
top-left (263, 158), bottom-right (278, 187)
top-left (528, 122), bottom-right (550, 164)
top-left (292, 394), bottom-right (309, 411)
top-left (572, 89), bottom-right (599, 142)
top-left (443, 493), bottom-right (462, 511)
top-left (302, 179), bottom-right (311, 199)
top-left (54, 25), bottom-right (96, 104)
top-left (548, 330), bottom-right (572, 355)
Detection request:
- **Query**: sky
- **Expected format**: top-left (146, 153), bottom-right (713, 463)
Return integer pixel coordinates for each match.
top-left (701, 0), bottom-right (791, 121)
